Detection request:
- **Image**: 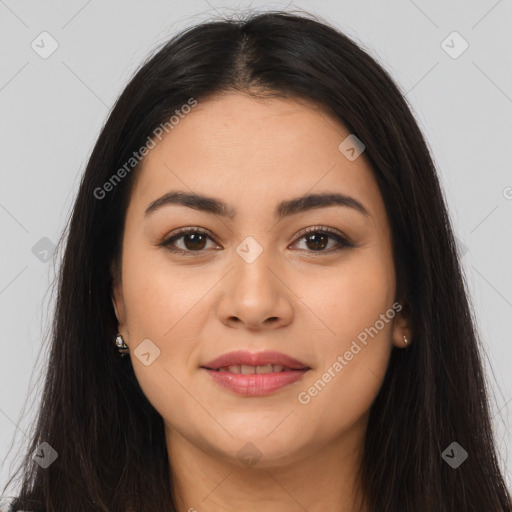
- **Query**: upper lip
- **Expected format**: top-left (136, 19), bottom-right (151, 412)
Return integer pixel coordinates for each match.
top-left (202, 350), bottom-right (309, 370)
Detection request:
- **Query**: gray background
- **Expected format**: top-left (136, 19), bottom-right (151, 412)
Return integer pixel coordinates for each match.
top-left (1, 0), bottom-right (511, 497)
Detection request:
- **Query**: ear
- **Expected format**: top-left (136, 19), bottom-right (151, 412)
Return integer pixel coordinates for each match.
top-left (391, 302), bottom-right (412, 349)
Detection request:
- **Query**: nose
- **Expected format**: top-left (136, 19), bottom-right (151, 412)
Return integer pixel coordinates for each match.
top-left (217, 249), bottom-right (294, 330)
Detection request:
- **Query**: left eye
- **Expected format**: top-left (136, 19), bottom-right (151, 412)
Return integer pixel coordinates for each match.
top-left (293, 228), bottom-right (352, 253)
top-left (159, 227), bottom-right (352, 255)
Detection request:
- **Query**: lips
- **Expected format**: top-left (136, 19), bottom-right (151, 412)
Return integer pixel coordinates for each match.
top-left (202, 350), bottom-right (309, 371)
top-left (201, 350), bottom-right (311, 396)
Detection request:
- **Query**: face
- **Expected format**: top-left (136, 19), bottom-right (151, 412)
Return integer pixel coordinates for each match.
top-left (112, 91), bottom-right (410, 468)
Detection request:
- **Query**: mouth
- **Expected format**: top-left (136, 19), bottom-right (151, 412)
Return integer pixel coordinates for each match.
top-left (200, 350), bottom-right (311, 396)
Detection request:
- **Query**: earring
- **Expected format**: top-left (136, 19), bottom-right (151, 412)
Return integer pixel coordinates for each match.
top-left (403, 335), bottom-right (408, 346)
top-left (115, 334), bottom-right (129, 357)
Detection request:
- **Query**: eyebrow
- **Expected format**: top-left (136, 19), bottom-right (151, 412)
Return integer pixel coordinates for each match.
top-left (144, 191), bottom-right (370, 219)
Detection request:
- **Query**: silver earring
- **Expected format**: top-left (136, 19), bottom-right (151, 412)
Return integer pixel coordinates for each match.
top-left (115, 334), bottom-right (129, 357)
top-left (403, 335), bottom-right (408, 346)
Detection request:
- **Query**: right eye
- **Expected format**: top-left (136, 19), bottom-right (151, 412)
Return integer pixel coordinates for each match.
top-left (159, 227), bottom-right (220, 254)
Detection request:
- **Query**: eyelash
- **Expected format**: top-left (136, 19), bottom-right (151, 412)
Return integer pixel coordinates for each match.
top-left (158, 226), bottom-right (353, 256)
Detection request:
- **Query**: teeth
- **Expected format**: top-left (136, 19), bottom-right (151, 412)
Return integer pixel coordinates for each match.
top-left (240, 364), bottom-right (254, 374)
top-left (256, 364), bottom-right (274, 374)
top-left (217, 364), bottom-right (291, 373)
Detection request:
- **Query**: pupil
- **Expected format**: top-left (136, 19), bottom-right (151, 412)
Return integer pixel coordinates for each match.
top-left (185, 234), bottom-right (206, 250)
top-left (306, 233), bottom-right (327, 250)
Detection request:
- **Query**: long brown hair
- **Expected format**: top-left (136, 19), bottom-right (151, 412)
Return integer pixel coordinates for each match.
top-left (3, 10), bottom-right (511, 511)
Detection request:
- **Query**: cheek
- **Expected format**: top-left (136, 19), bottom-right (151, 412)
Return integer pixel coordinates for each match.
top-left (309, 245), bottom-right (395, 344)
top-left (120, 242), bottom-right (210, 389)
top-left (119, 247), bottom-right (210, 429)
top-left (295, 251), bottom-right (395, 425)
top-left (121, 241), bottom-right (203, 340)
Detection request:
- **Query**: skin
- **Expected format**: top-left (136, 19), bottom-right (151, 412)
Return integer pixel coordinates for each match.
top-left (112, 91), bottom-right (411, 512)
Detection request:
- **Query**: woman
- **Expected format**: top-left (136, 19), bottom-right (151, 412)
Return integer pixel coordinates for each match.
top-left (3, 10), bottom-right (511, 512)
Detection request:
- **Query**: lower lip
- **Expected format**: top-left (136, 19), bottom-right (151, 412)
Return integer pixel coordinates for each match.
top-left (202, 368), bottom-right (309, 396)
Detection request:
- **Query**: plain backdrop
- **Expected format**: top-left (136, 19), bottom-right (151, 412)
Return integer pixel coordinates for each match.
top-left (1, 0), bottom-right (511, 498)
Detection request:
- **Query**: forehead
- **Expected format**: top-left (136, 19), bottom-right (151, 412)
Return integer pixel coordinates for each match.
top-left (130, 92), bottom-right (383, 221)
